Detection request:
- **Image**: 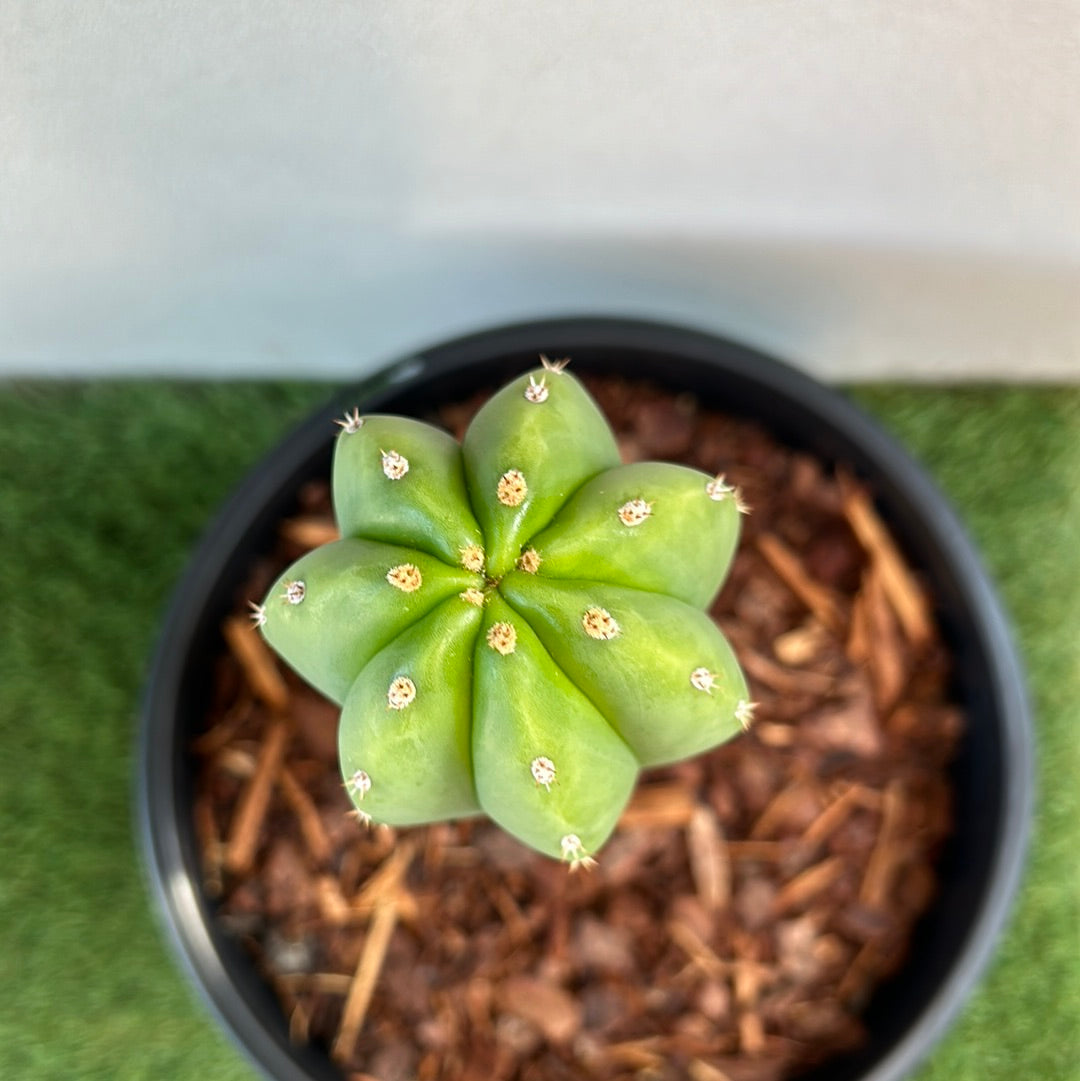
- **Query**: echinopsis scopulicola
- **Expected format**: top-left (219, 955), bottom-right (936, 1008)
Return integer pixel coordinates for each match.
top-left (256, 358), bottom-right (752, 867)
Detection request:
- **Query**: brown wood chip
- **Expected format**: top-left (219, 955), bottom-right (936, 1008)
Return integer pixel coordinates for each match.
top-left (352, 840), bottom-right (416, 916)
top-left (688, 805), bottom-right (732, 911)
top-left (222, 615), bottom-right (291, 712)
top-left (497, 976), bottom-right (582, 1045)
top-left (860, 780), bottom-right (907, 909)
top-left (332, 895), bottom-right (400, 1064)
top-left (281, 516), bottom-right (341, 549)
top-left (863, 566), bottom-right (906, 712)
top-left (840, 476), bottom-right (934, 648)
top-left (224, 718), bottom-right (290, 875)
top-left (619, 782), bottom-right (698, 829)
top-left (278, 765), bottom-right (333, 866)
top-left (756, 533), bottom-right (846, 634)
top-left (770, 856), bottom-right (847, 916)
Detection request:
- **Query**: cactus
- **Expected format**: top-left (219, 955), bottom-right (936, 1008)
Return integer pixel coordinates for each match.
top-left (256, 359), bottom-right (751, 866)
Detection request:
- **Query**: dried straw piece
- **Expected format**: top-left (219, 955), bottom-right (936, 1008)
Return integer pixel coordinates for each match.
top-left (619, 782), bottom-right (697, 829)
top-left (332, 895), bottom-right (400, 1064)
top-left (756, 533), bottom-right (846, 634)
top-left (840, 477), bottom-right (934, 648)
top-left (281, 516), bottom-right (340, 549)
top-left (278, 766), bottom-right (332, 866)
top-left (222, 615), bottom-right (290, 712)
top-left (860, 781), bottom-right (907, 909)
top-left (224, 718), bottom-right (290, 875)
top-left (687, 806), bottom-right (732, 912)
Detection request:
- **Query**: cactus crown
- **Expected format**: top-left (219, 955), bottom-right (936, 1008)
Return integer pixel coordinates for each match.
top-left (258, 361), bottom-right (749, 865)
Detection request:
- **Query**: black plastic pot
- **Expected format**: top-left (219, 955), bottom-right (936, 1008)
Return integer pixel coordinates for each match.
top-left (138, 317), bottom-right (1033, 1081)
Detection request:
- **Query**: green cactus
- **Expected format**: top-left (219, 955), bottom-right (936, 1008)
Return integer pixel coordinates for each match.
top-left (254, 359), bottom-right (751, 866)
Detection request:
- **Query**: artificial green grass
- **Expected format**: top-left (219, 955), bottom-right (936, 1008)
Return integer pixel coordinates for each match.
top-left (1, 382), bottom-right (1077, 1080)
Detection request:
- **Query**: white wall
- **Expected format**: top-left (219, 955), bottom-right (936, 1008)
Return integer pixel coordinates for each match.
top-left (2, 1), bottom-right (1078, 380)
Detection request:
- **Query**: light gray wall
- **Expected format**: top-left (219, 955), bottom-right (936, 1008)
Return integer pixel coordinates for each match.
top-left (3, 2), bottom-right (1078, 380)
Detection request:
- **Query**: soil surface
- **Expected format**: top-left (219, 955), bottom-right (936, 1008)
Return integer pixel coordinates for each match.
top-left (195, 373), bottom-right (962, 1081)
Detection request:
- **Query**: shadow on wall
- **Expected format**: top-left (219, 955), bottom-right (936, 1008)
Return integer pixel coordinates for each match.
top-left (2, 2), bottom-right (1078, 378)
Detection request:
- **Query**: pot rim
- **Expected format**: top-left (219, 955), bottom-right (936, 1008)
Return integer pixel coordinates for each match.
top-left (137, 315), bottom-right (1033, 1081)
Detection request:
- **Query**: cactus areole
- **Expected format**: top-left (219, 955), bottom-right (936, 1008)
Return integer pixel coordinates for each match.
top-left (258, 360), bottom-right (751, 865)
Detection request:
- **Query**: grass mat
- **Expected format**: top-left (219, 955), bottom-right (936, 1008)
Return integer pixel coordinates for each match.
top-left (0, 382), bottom-right (1076, 1080)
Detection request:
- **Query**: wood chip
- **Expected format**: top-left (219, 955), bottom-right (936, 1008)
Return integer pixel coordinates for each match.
top-left (860, 780), bottom-right (906, 909)
top-left (749, 781), bottom-right (821, 840)
top-left (497, 976), bottom-right (582, 1044)
top-left (838, 939), bottom-right (885, 1005)
top-left (725, 840), bottom-right (789, 862)
top-left (315, 874), bottom-right (352, 924)
top-left (733, 954), bottom-right (769, 1056)
top-left (332, 895), bottom-right (400, 1064)
top-left (863, 566), bottom-right (906, 712)
top-left (738, 1010), bottom-right (767, 1056)
top-left (752, 722), bottom-right (799, 748)
top-left (846, 584), bottom-right (872, 664)
top-left (741, 646), bottom-right (834, 695)
top-left (668, 919), bottom-right (728, 979)
top-left (619, 782), bottom-right (697, 829)
top-left (224, 718), bottom-right (289, 875)
top-left (598, 1038), bottom-right (665, 1070)
top-left (214, 746), bottom-right (257, 780)
top-left (770, 856), bottom-right (846, 916)
top-left (281, 516), bottom-right (340, 549)
top-left (288, 998), bottom-right (310, 1045)
top-left (689, 1059), bottom-right (735, 1081)
top-left (193, 793), bottom-right (224, 898)
top-left (756, 533), bottom-right (845, 634)
top-left (687, 806), bottom-right (732, 912)
top-left (840, 477), bottom-right (934, 648)
top-left (773, 620), bottom-right (828, 666)
top-left (801, 784), bottom-right (865, 847)
top-left (278, 766), bottom-right (332, 866)
top-left (222, 615), bottom-right (290, 712)
top-left (352, 840), bottom-right (416, 916)
top-left (191, 696), bottom-right (254, 755)
top-left (277, 971), bottom-right (355, 995)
